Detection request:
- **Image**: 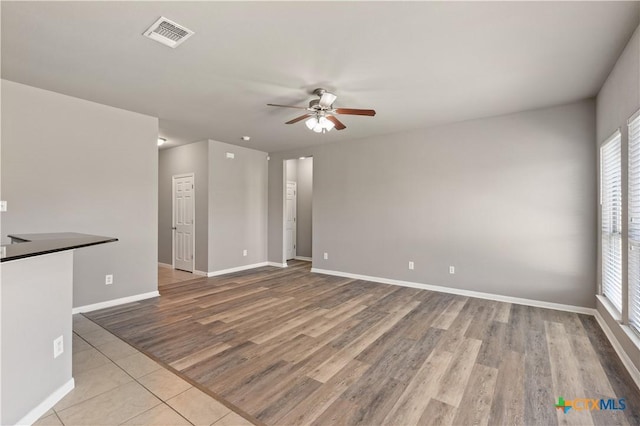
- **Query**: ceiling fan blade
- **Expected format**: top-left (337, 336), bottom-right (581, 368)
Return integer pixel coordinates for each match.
top-left (267, 103), bottom-right (308, 110)
top-left (326, 115), bottom-right (346, 130)
top-left (319, 92), bottom-right (337, 108)
top-left (335, 108), bottom-right (376, 116)
top-left (285, 114), bottom-right (312, 124)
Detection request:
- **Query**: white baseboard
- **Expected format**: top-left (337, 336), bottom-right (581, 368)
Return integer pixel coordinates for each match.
top-left (294, 256), bottom-right (312, 262)
top-left (158, 262), bottom-right (173, 269)
top-left (310, 268), bottom-right (596, 316)
top-left (594, 311), bottom-right (640, 390)
top-left (16, 378), bottom-right (74, 426)
top-left (193, 270), bottom-right (208, 277)
top-left (206, 262), bottom-right (269, 277)
top-left (72, 291), bottom-right (160, 314)
top-left (267, 262), bottom-right (288, 268)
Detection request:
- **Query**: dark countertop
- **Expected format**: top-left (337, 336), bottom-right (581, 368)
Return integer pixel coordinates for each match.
top-left (1, 232), bottom-right (118, 262)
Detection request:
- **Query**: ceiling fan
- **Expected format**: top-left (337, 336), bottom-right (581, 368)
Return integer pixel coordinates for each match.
top-left (267, 88), bottom-right (376, 133)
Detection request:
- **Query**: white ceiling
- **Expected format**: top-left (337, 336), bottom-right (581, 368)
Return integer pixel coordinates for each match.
top-left (2, 1), bottom-right (639, 153)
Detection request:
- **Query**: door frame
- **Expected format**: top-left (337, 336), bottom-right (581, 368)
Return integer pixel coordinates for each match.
top-left (172, 173), bottom-right (195, 272)
top-left (281, 161), bottom-right (288, 266)
top-left (282, 158), bottom-right (313, 266)
top-left (285, 180), bottom-right (297, 261)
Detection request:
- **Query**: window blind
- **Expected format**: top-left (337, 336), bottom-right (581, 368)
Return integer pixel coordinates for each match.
top-left (629, 112), bottom-right (640, 332)
top-left (601, 131), bottom-right (622, 313)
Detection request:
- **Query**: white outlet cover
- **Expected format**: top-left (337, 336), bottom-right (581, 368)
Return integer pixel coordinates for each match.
top-left (324, 252), bottom-right (328, 260)
top-left (105, 274), bottom-right (113, 285)
top-left (53, 336), bottom-right (63, 358)
top-left (409, 261), bottom-right (414, 270)
top-left (449, 266), bottom-right (455, 274)
top-left (0, 201), bottom-right (6, 212)
top-left (243, 249), bottom-right (248, 256)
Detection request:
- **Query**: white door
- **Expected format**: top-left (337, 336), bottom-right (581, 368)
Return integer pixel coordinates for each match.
top-left (173, 174), bottom-right (194, 272)
top-left (286, 181), bottom-right (297, 260)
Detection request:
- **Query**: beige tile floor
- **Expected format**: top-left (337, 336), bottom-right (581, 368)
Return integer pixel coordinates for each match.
top-left (34, 314), bottom-right (254, 426)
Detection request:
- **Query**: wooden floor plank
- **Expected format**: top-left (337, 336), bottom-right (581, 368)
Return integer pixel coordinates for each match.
top-left (308, 302), bottom-right (420, 383)
top-left (433, 337), bottom-right (482, 407)
top-left (419, 398), bottom-right (457, 426)
top-left (545, 321), bottom-right (595, 426)
top-left (383, 349), bottom-right (453, 425)
top-left (487, 350), bottom-right (525, 425)
top-left (451, 363), bottom-right (498, 426)
top-left (275, 359), bottom-right (370, 425)
top-left (431, 297), bottom-right (467, 330)
top-left (494, 301), bottom-right (512, 323)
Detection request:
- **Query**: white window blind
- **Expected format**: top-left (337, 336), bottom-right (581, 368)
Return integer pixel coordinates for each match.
top-left (601, 131), bottom-right (622, 312)
top-left (629, 111), bottom-right (640, 333)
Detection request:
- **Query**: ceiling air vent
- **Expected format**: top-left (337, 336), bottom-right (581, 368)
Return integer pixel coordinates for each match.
top-left (143, 17), bottom-right (194, 48)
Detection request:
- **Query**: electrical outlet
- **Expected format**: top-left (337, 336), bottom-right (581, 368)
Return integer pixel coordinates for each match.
top-left (105, 274), bottom-right (113, 285)
top-left (0, 201), bottom-right (6, 212)
top-left (323, 252), bottom-right (328, 260)
top-left (243, 249), bottom-right (248, 257)
top-left (408, 261), bottom-right (414, 270)
top-left (449, 266), bottom-right (455, 274)
top-left (53, 336), bottom-right (63, 358)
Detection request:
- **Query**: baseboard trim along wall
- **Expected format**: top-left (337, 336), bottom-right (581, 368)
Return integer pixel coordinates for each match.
top-left (158, 262), bottom-right (173, 269)
top-left (267, 262), bottom-right (288, 268)
top-left (206, 262), bottom-right (269, 277)
top-left (72, 291), bottom-right (160, 314)
top-left (594, 311), bottom-right (640, 390)
top-left (294, 256), bottom-right (312, 262)
top-left (16, 378), bottom-right (74, 426)
top-left (310, 268), bottom-right (596, 315)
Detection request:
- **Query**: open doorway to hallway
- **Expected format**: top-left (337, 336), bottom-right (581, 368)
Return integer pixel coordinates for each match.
top-left (283, 157), bottom-right (313, 265)
top-left (158, 265), bottom-right (194, 286)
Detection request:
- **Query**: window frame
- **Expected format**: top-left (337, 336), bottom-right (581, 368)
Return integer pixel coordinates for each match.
top-left (600, 130), bottom-right (623, 313)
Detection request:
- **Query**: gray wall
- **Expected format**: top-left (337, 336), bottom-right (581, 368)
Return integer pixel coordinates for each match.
top-left (209, 140), bottom-right (268, 272)
top-left (269, 99), bottom-right (596, 308)
top-left (596, 25), bottom-right (640, 371)
top-left (296, 158), bottom-right (313, 258)
top-left (1, 80), bottom-right (158, 308)
top-left (158, 140), bottom-right (209, 272)
top-left (1, 252), bottom-right (73, 425)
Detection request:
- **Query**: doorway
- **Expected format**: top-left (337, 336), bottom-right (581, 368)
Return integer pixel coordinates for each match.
top-left (286, 181), bottom-right (297, 260)
top-left (172, 173), bottom-right (195, 272)
top-left (283, 158), bottom-right (313, 265)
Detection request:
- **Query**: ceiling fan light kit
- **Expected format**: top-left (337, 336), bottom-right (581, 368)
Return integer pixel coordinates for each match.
top-left (267, 88), bottom-right (376, 133)
top-left (305, 115), bottom-right (335, 133)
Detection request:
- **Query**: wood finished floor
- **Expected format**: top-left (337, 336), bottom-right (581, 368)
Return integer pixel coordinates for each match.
top-left (86, 261), bottom-right (640, 425)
